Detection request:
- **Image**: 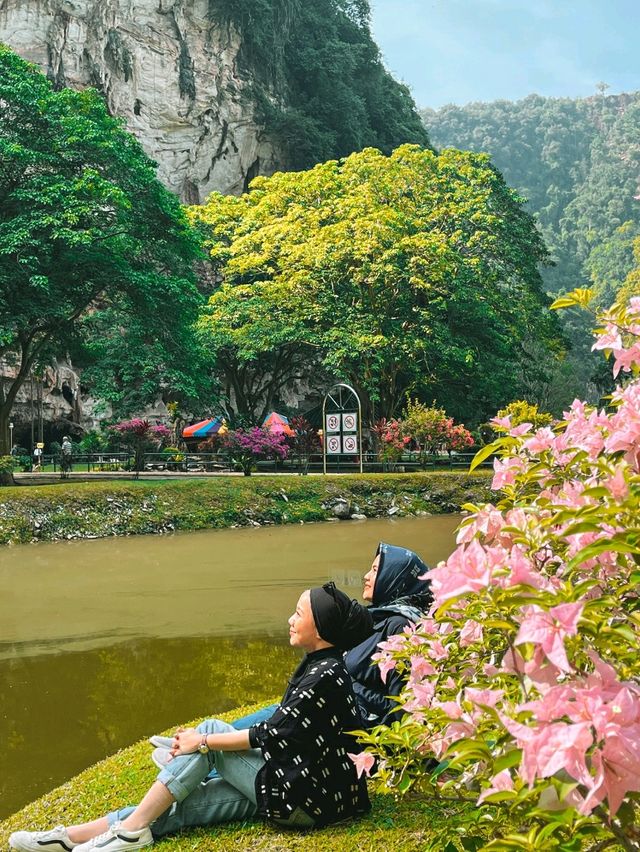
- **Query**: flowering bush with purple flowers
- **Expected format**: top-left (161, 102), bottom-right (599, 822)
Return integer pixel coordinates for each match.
top-left (355, 293), bottom-right (640, 851)
top-left (113, 419), bottom-right (171, 471)
top-left (223, 427), bottom-right (289, 476)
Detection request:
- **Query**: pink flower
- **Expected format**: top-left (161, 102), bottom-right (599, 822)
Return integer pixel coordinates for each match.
top-left (605, 464), bottom-right (629, 501)
top-left (592, 323), bottom-right (623, 352)
top-left (477, 769), bottom-right (514, 804)
top-left (505, 546), bottom-right (548, 590)
top-left (374, 653), bottom-right (397, 684)
top-left (425, 539), bottom-right (502, 604)
top-left (510, 423), bottom-right (533, 437)
top-left (431, 700), bottom-right (463, 719)
top-left (460, 619), bottom-right (483, 647)
top-left (348, 751), bottom-right (375, 779)
top-left (403, 680), bottom-right (436, 712)
top-left (492, 456), bottom-right (525, 489)
top-left (491, 415), bottom-right (512, 430)
top-left (428, 640), bottom-right (449, 661)
top-left (581, 737), bottom-right (640, 815)
top-left (410, 656), bottom-right (437, 679)
top-left (465, 687), bottom-right (504, 709)
top-left (523, 427), bottom-right (555, 454)
top-left (514, 602), bottom-right (583, 672)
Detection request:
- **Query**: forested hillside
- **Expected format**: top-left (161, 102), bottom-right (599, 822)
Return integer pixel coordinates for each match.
top-left (422, 92), bottom-right (640, 402)
top-left (422, 92), bottom-right (640, 299)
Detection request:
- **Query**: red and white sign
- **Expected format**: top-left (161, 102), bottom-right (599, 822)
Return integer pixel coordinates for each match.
top-left (326, 435), bottom-right (342, 454)
top-left (343, 435), bottom-right (358, 453)
top-left (342, 412), bottom-right (357, 432)
top-left (325, 413), bottom-right (340, 433)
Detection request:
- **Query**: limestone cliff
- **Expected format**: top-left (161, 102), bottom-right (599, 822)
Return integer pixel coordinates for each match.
top-left (0, 0), bottom-right (282, 201)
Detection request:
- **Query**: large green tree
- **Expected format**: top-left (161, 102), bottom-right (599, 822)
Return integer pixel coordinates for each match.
top-left (191, 145), bottom-right (562, 424)
top-left (0, 46), bottom-right (204, 454)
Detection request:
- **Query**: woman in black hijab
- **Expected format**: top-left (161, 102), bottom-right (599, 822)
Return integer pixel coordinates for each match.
top-left (10, 585), bottom-right (373, 852)
top-left (346, 542), bottom-right (431, 726)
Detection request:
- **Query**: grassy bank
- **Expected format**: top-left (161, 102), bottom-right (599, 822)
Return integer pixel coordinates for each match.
top-left (0, 704), bottom-right (498, 852)
top-left (0, 473), bottom-right (492, 546)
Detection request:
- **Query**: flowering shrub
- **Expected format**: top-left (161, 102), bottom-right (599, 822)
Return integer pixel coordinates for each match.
top-left (447, 422), bottom-right (475, 453)
top-left (357, 294), bottom-right (640, 851)
top-left (113, 419), bottom-right (171, 471)
top-left (495, 400), bottom-right (554, 430)
top-left (372, 418), bottom-right (410, 465)
top-left (400, 400), bottom-right (474, 466)
top-left (223, 426), bottom-right (289, 475)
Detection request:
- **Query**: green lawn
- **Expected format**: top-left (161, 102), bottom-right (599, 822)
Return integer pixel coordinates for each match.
top-left (0, 703), bottom-right (495, 852)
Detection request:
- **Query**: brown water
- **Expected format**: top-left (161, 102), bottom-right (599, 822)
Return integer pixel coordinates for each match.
top-left (0, 515), bottom-right (460, 819)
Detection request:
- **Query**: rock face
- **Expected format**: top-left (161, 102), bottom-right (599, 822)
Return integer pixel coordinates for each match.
top-left (1, 356), bottom-right (170, 445)
top-left (0, 0), bottom-right (282, 201)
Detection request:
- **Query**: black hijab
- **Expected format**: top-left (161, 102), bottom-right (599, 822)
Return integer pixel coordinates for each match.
top-left (310, 582), bottom-right (373, 651)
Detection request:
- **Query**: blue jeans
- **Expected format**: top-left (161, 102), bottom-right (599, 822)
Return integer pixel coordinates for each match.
top-left (108, 719), bottom-right (263, 838)
top-left (232, 704), bottom-right (278, 731)
top-left (202, 704), bottom-right (278, 781)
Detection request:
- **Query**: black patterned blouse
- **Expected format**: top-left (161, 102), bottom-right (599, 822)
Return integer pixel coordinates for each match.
top-left (249, 647), bottom-right (371, 827)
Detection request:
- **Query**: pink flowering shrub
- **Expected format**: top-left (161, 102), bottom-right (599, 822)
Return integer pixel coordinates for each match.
top-left (372, 418), bottom-right (410, 465)
top-left (356, 294), bottom-right (640, 850)
top-left (113, 418), bottom-right (171, 470)
top-left (223, 426), bottom-right (288, 475)
top-left (401, 399), bottom-right (474, 467)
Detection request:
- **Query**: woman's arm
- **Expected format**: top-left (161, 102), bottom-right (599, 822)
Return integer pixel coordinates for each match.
top-left (170, 727), bottom-right (251, 756)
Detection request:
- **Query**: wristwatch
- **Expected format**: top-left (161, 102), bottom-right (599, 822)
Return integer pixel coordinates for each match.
top-left (198, 734), bottom-right (210, 754)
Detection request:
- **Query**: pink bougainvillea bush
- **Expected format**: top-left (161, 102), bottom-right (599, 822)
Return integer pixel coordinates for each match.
top-left (356, 294), bottom-right (640, 851)
top-left (223, 426), bottom-right (289, 475)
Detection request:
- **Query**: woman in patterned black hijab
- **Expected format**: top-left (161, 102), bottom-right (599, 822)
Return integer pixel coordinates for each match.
top-left (11, 586), bottom-right (373, 852)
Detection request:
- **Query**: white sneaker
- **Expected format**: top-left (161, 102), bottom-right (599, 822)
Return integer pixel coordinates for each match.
top-left (151, 747), bottom-right (173, 769)
top-left (9, 825), bottom-right (77, 852)
top-left (74, 823), bottom-right (153, 852)
top-left (148, 735), bottom-right (173, 749)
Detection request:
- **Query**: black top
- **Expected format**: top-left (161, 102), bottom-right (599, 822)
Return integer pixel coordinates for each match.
top-left (345, 601), bottom-right (423, 725)
top-left (249, 648), bottom-right (370, 827)
top-left (346, 542), bottom-right (432, 726)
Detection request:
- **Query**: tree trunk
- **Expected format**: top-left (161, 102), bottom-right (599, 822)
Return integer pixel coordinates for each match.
top-left (0, 397), bottom-right (16, 485)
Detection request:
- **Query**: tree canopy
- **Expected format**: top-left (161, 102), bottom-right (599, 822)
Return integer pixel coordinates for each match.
top-left (0, 46), bottom-right (205, 452)
top-left (191, 145), bottom-right (563, 425)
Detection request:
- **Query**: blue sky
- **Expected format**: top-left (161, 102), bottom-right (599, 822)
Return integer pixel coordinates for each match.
top-left (370, 0), bottom-right (639, 109)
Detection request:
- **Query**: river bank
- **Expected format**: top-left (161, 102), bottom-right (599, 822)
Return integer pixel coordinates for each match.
top-left (0, 703), bottom-right (495, 852)
top-left (0, 472), bottom-right (492, 545)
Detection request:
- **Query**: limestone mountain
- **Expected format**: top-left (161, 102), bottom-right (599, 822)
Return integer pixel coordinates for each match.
top-left (0, 0), bottom-right (429, 202)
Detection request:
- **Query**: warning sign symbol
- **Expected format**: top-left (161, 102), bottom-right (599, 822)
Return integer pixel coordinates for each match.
top-left (342, 412), bottom-right (357, 432)
top-left (327, 435), bottom-right (341, 454)
top-left (343, 435), bottom-right (358, 453)
top-left (326, 414), bottom-right (340, 433)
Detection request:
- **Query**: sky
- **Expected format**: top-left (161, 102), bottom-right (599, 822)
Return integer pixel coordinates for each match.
top-left (369, 0), bottom-right (640, 110)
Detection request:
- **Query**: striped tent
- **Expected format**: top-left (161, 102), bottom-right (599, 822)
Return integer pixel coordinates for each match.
top-left (182, 417), bottom-right (227, 439)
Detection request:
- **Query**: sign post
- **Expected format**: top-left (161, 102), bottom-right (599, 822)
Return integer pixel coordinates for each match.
top-left (322, 383), bottom-right (363, 474)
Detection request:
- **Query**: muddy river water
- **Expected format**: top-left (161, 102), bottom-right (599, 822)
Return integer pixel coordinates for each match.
top-left (0, 515), bottom-right (460, 819)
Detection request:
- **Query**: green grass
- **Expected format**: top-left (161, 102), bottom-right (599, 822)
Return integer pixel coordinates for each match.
top-left (0, 703), bottom-right (490, 852)
top-left (0, 472), bottom-right (492, 545)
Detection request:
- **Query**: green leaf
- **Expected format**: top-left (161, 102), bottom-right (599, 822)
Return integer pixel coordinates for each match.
top-left (470, 439), bottom-right (503, 472)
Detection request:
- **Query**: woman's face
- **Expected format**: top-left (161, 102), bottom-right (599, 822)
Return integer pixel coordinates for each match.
top-left (362, 553), bottom-right (380, 602)
top-left (288, 591), bottom-right (321, 651)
